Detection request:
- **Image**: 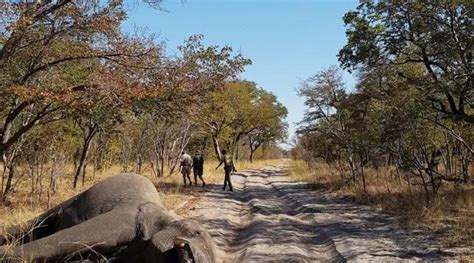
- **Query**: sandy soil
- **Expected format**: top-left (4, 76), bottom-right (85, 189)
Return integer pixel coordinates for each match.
top-left (185, 166), bottom-right (468, 262)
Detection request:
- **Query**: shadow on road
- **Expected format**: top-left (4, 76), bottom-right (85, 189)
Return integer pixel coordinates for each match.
top-left (187, 167), bottom-right (465, 262)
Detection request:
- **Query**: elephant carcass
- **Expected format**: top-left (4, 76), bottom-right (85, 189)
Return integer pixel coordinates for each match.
top-left (0, 173), bottom-right (215, 262)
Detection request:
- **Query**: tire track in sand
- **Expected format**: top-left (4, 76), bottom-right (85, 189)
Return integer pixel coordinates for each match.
top-left (186, 166), bottom-right (466, 262)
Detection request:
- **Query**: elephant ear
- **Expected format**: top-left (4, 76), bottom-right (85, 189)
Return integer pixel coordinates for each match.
top-left (135, 202), bottom-right (176, 240)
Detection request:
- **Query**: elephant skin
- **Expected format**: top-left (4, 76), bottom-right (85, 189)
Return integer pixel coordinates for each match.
top-left (0, 173), bottom-right (216, 263)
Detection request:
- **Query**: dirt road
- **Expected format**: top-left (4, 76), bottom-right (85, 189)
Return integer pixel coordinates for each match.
top-left (186, 166), bottom-right (465, 262)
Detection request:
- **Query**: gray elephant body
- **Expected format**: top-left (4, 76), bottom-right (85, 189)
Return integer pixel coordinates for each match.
top-left (0, 173), bottom-right (216, 263)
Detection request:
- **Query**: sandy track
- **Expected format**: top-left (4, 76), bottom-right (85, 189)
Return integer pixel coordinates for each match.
top-left (186, 166), bottom-right (465, 262)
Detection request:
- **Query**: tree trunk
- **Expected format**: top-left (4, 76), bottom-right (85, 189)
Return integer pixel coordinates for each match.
top-left (3, 165), bottom-right (15, 197)
top-left (211, 134), bottom-right (222, 161)
top-left (337, 156), bottom-right (345, 180)
top-left (359, 154), bottom-right (367, 193)
top-left (361, 164), bottom-right (367, 193)
top-left (3, 161), bottom-right (16, 199)
top-left (137, 154), bottom-right (143, 174)
top-left (248, 136), bottom-right (262, 163)
top-left (1, 158), bottom-right (6, 199)
top-left (348, 154), bottom-right (357, 182)
top-left (151, 140), bottom-right (162, 177)
top-left (73, 123), bottom-right (98, 189)
top-left (160, 131), bottom-right (167, 177)
top-left (461, 154), bottom-right (470, 183)
top-left (159, 153), bottom-right (165, 177)
top-left (387, 153), bottom-right (393, 166)
top-left (418, 169), bottom-right (431, 206)
top-left (95, 133), bottom-right (106, 171)
top-left (443, 132), bottom-right (452, 178)
top-left (73, 141), bottom-right (90, 188)
top-left (49, 157), bottom-right (58, 194)
top-left (2, 145), bottom-right (20, 198)
top-left (29, 158), bottom-right (36, 194)
top-left (81, 162), bottom-right (88, 186)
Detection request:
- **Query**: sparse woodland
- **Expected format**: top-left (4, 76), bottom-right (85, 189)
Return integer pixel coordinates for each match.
top-left (1, 0), bottom-right (473, 255)
top-left (291, 1), bottom-right (473, 247)
top-left (0, 0), bottom-right (287, 207)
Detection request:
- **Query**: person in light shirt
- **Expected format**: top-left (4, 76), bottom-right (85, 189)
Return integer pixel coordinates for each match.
top-left (180, 151), bottom-right (193, 186)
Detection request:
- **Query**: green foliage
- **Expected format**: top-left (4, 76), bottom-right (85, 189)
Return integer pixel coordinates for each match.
top-left (1, 1), bottom-right (287, 196)
top-left (291, 0), bottom-right (473, 201)
top-left (295, 63), bottom-right (473, 202)
top-left (339, 0), bottom-right (473, 123)
top-left (199, 81), bottom-right (287, 160)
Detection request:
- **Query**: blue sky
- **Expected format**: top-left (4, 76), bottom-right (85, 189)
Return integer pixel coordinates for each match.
top-left (123, 0), bottom-right (358, 143)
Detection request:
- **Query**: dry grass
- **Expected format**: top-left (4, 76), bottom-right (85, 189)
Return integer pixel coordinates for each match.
top-left (0, 158), bottom-right (282, 262)
top-left (0, 159), bottom-right (282, 230)
top-left (289, 160), bottom-right (474, 252)
top-left (3, 158), bottom-right (472, 259)
top-left (0, 165), bottom-right (122, 228)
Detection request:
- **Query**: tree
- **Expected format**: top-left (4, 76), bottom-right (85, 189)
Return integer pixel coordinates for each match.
top-left (0, 0), bottom-right (162, 158)
top-left (297, 66), bottom-right (371, 187)
top-left (339, 0), bottom-right (473, 124)
top-left (245, 89), bottom-right (288, 162)
top-left (71, 102), bottom-right (124, 188)
top-left (130, 35), bottom-right (251, 175)
top-left (199, 81), bottom-right (287, 161)
top-left (296, 61), bottom-right (473, 200)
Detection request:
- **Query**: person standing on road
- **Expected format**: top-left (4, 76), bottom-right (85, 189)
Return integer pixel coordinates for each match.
top-left (216, 150), bottom-right (237, 192)
top-left (180, 151), bottom-right (193, 187)
top-left (193, 151), bottom-right (206, 187)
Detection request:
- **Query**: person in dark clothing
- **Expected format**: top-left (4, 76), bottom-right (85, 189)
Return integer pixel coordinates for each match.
top-left (215, 150), bottom-right (237, 192)
top-left (193, 152), bottom-right (206, 187)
